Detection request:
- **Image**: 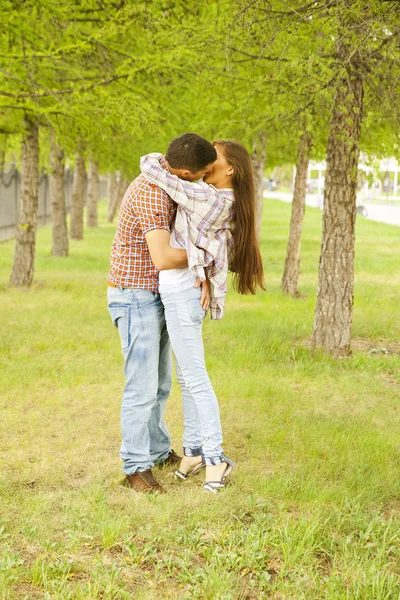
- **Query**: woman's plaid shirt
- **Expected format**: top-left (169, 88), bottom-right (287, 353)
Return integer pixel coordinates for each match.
top-left (108, 168), bottom-right (175, 291)
top-left (140, 153), bottom-right (235, 319)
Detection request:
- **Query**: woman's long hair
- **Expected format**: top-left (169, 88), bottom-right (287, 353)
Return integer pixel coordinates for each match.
top-left (214, 140), bottom-right (265, 295)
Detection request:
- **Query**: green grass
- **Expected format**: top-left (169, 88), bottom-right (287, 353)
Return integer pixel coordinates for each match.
top-left (1, 199), bottom-right (400, 599)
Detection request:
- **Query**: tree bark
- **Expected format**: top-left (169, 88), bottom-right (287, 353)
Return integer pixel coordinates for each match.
top-left (107, 173), bottom-right (117, 222)
top-left (70, 152), bottom-right (86, 240)
top-left (281, 131), bottom-right (312, 297)
top-left (50, 136), bottom-right (68, 257)
top-left (86, 159), bottom-right (99, 228)
top-left (117, 178), bottom-right (128, 210)
top-left (108, 174), bottom-right (127, 222)
top-left (9, 116), bottom-right (39, 287)
top-left (312, 43), bottom-right (364, 357)
top-left (252, 131), bottom-right (266, 241)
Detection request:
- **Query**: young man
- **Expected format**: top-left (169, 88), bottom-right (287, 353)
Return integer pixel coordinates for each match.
top-left (107, 133), bottom-right (216, 493)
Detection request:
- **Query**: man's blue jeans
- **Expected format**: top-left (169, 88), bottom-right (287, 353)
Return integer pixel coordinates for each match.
top-left (107, 287), bottom-right (172, 474)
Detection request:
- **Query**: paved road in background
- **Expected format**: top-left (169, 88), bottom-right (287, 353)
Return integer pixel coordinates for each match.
top-left (265, 191), bottom-right (400, 227)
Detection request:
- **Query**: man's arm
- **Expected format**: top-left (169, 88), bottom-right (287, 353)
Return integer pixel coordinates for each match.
top-left (145, 230), bottom-right (188, 271)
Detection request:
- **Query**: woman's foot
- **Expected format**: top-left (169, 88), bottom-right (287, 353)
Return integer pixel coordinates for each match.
top-left (204, 457), bottom-right (234, 493)
top-left (174, 456), bottom-right (204, 480)
top-left (205, 462), bottom-right (229, 484)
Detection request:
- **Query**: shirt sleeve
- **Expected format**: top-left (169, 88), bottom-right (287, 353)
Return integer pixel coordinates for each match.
top-left (140, 153), bottom-right (218, 213)
top-left (133, 186), bottom-right (172, 235)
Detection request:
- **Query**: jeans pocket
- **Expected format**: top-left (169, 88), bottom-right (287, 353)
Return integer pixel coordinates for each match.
top-left (109, 306), bottom-right (130, 351)
top-left (133, 290), bottom-right (159, 308)
top-left (187, 297), bottom-right (206, 325)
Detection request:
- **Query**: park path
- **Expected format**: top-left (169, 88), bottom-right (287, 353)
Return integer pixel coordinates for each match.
top-left (266, 191), bottom-right (400, 227)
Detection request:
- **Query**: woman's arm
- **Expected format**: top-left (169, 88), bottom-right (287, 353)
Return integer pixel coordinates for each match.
top-left (140, 153), bottom-right (217, 212)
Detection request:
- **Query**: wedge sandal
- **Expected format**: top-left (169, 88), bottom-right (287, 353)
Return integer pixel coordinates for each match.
top-left (174, 460), bottom-right (205, 481)
top-left (203, 457), bottom-right (234, 494)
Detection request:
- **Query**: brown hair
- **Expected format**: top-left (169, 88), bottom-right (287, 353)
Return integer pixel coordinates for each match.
top-left (214, 140), bottom-right (265, 295)
top-left (166, 133), bottom-right (217, 172)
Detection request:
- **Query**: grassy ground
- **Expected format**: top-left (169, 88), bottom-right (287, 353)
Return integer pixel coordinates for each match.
top-left (1, 199), bottom-right (400, 599)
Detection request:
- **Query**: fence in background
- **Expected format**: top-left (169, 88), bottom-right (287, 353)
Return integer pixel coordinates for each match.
top-left (0, 167), bottom-right (107, 243)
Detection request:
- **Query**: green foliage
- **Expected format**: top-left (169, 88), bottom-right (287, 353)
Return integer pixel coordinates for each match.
top-left (0, 1), bottom-right (220, 173)
top-left (216, 0), bottom-right (400, 162)
top-left (1, 1), bottom-right (400, 174)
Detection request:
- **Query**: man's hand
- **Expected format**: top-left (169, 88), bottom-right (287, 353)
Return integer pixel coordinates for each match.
top-left (194, 277), bottom-right (211, 311)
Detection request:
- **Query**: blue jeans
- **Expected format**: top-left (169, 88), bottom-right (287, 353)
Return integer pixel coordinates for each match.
top-left (107, 287), bottom-right (172, 474)
top-left (160, 285), bottom-right (224, 465)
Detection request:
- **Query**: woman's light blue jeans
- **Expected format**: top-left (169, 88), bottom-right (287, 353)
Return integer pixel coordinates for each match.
top-left (160, 285), bottom-right (224, 465)
top-left (107, 286), bottom-right (172, 475)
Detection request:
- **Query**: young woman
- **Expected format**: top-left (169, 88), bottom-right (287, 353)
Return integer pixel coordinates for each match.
top-left (140, 140), bottom-right (264, 493)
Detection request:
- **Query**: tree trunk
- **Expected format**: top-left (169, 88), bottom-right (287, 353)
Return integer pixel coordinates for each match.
top-left (281, 131), bottom-right (312, 297)
top-left (70, 152), bottom-right (86, 240)
top-left (50, 136), bottom-right (68, 257)
top-left (9, 116), bottom-right (39, 287)
top-left (107, 173), bottom-right (117, 222)
top-left (86, 159), bottom-right (99, 228)
top-left (252, 131), bottom-right (266, 241)
top-left (117, 178), bottom-right (128, 210)
top-left (108, 174), bottom-right (127, 222)
top-left (312, 44), bottom-right (364, 357)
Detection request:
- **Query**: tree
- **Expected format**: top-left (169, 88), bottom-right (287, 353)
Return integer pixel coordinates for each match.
top-left (107, 173), bottom-right (117, 222)
top-left (312, 1), bottom-right (400, 355)
top-left (86, 158), bottom-right (99, 228)
top-left (9, 116), bottom-right (39, 286)
top-left (50, 133), bottom-right (68, 256)
top-left (1, 0), bottom-right (228, 285)
top-left (312, 53), bottom-right (363, 354)
top-left (223, 0), bottom-right (400, 355)
top-left (252, 132), bottom-right (267, 241)
top-left (70, 152), bottom-right (86, 241)
top-left (281, 131), bottom-right (312, 297)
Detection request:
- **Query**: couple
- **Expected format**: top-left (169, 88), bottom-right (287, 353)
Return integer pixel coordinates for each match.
top-left (107, 133), bottom-right (264, 494)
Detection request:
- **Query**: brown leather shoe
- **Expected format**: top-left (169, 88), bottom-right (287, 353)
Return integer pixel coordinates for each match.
top-left (157, 449), bottom-right (182, 468)
top-left (124, 469), bottom-right (164, 493)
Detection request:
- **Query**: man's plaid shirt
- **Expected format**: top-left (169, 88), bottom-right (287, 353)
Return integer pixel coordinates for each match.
top-left (108, 167), bottom-right (175, 291)
top-left (140, 153), bottom-right (235, 319)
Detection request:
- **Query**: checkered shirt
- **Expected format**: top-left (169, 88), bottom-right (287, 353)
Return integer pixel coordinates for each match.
top-left (108, 167), bottom-right (175, 291)
top-left (140, 153), bottom-right (235, 319)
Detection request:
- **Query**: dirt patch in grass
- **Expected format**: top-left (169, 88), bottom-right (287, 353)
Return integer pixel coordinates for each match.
top-left (301, 336), bottom-right (400, 355)
top-left (352, 337), bottom-right (400, 354)
top-left (12, 583), bottom-right (43, 599)
top-left (381, 499), bottom-right (400, 519)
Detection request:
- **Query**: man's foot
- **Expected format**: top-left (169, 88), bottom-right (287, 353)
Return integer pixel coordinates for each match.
top-left (157, 449), bottom-right (182, 468)
top-left (124, 469), bottom-right (164, 493)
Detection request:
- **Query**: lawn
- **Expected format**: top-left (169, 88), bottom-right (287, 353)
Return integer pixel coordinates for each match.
top-left (0, 199), bottom-right (400, 599)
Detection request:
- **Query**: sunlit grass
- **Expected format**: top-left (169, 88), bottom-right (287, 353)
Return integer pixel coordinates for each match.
top-left (0, 199), bottom-right (399, 598)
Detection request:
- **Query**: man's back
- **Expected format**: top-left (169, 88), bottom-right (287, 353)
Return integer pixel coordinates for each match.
top-left (108, 174), bottom-right (174, 291)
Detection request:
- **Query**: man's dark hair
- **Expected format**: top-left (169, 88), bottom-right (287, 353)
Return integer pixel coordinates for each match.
top-left (166, 133), bottom-right (217, 172)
